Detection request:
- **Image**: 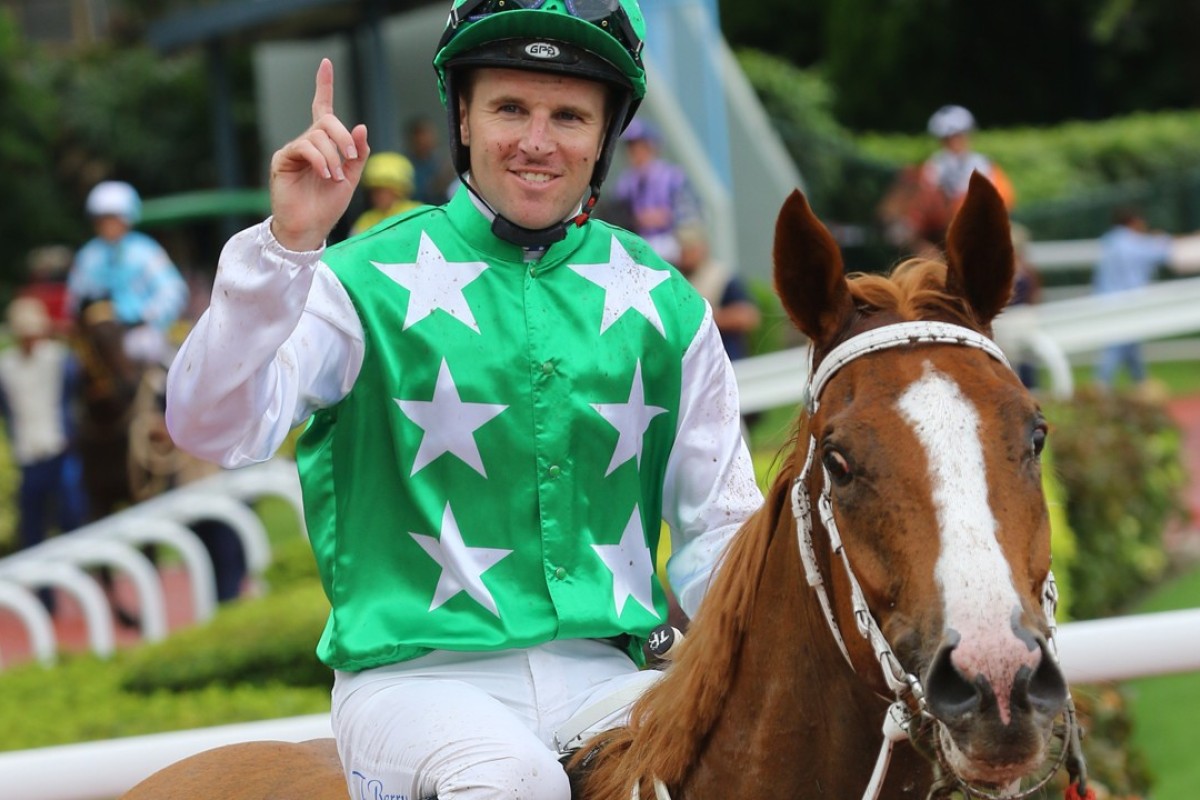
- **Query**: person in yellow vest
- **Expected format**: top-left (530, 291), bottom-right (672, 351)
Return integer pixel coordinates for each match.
top-left (164, 1), bottom-right (761, 798)
top-left (350, 151), bottom-right (422, 235)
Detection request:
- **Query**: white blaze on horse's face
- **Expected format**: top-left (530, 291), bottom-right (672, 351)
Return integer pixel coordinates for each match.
top-left (896, 362), bottom-right (1041, 728)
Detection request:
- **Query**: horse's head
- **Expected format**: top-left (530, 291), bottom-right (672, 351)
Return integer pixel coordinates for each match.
top-left (774, 173), bottom-right (1069, 793)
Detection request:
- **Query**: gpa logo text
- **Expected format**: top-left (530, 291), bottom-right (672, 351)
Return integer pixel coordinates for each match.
top-left (525, 42), bottom-right (560, 59)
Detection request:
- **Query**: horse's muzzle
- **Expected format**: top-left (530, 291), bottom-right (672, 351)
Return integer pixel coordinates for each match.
top-left (922, 629), bottom-right (1067, 782)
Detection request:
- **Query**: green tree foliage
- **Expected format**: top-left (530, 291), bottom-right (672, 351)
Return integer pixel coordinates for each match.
top-left (1, 19), bottom-right (254, 289)
top-left (824, 0), bottom-right (1103, 132)
top-left (717, 0), bottom-right (831, 68)
top-left (722, 0), bottom-right (1200, 134)
top-left (733, 50), bottom-right (893, 222)
top-left (0, 11), bottom-right (80, 279)
top-left (1089, 0), bottom-right (1200, 116)
top-left (53, 46), bottom-right (215, 200)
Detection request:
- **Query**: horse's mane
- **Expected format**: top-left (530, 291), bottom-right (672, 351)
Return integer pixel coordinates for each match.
top-left (845, 258), bottom-right (984, 330)
top-left (569, 257), bottom-right (971, 799)
top-left (570, 471), bottom-right (795, 799)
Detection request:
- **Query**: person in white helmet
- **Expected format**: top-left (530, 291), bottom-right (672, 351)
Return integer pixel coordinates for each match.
top-left (67, 180), bottom-right (189, 364)
top-left (921, 105), bottom-right (1015, 210)
top-left (881, 106), bottom-right (1017, 257)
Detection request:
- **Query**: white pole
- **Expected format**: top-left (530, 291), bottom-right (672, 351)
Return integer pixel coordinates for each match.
top-left (1056, 608), bottom-right (1200, 684)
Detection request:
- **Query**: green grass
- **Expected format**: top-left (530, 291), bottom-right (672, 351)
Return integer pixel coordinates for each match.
top-left (1149, 360), bottom-right (1200, 396)
top-left (1122, 566), bottom-right (1200, 799)
top-left (1057, 358), bottom-right (1200, 397)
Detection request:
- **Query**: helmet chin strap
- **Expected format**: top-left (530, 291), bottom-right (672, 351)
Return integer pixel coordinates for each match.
top-left (491, 215), bottom-right (569, 248)
top-left (460, 177), bottom-right (596, 249)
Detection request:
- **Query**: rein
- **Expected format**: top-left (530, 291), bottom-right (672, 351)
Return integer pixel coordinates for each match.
top-left (788, 321), bottom-right (1091, 800)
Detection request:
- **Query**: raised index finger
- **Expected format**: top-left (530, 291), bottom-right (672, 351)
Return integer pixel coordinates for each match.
top-left (311, 58), bottom-right (335, 123)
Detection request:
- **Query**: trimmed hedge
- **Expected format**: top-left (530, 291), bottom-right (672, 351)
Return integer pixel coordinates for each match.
top-left (737, 48), bottom-right (1200, 241)
top-left (119, 580), bottom-right (330, 694)
top-left (0, 528), bottom-right (331, 751)
top-left (0, 645), bottom-right (330, 751)
top-left (1045, 387), bottom-right (1189, 620)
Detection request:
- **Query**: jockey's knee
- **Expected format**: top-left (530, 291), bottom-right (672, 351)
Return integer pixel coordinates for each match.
top-left (440, 751), bottom-right (569, 800)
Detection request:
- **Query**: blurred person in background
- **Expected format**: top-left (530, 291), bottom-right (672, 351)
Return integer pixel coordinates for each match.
top-left (405, 114), bottom-right (456, 205)
top-left (880, 105), bottom-right (1015, 258)
top-left (19, 245), bottom-right (75, 337)
top-left (672, 224), bottom-right (761, 430)
top-left (921, 105), bottom-right (1015, 214)
top-left (0, 297), bottom-right (88, 610)
top-left (672, 224), bottom-right (760, 364)
top-left (1092, 206), bottom-right (1173, 389)
top-left (351, 152), bottom-right (423, 235)
top-left (67, 180), bottom-right (189, 366)
top-left (611, 117), bottom-right (701, 262)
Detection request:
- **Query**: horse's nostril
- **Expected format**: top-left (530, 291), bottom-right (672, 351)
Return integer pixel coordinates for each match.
top-left (924, 642), bottom-right (983, 721)
top-left (1021, 642), bottom-right (1068, 715)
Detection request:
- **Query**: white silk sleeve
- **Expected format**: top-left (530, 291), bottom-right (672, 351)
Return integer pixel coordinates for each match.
top-left (165, 220), bottom-right (365, 468)
top-left (661, 309), bottom-right (763, 618)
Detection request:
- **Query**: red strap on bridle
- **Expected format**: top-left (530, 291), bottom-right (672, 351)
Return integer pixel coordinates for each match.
top-left (1065, 781), bottom-right (1096, 800)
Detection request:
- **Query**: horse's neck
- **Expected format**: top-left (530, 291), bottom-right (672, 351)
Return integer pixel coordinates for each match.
top-left (683, 486), bottom-right (928, 798)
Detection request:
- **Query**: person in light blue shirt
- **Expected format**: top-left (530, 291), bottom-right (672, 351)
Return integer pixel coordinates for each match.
top-left (1092, 206), bottom-right (1172, 387)
top-left (67, 181), bottom-right (189, 364)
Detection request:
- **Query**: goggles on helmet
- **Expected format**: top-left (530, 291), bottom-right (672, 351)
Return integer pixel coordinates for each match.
top-left (439, 0), bottom-right (644, 67)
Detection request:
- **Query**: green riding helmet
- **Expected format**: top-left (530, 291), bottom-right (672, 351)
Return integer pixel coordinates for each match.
top-left (432, 0), bottom-right (649, 245)
top-left (434, 0), bottom-right (647, 105)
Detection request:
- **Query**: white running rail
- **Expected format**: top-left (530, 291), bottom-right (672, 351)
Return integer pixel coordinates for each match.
top-left (735, 274), bottom-right (1200, 409)
top-left (1, 609), bottom-right (1199, 800)
top-left (0, 458), bottom-right (305, 668)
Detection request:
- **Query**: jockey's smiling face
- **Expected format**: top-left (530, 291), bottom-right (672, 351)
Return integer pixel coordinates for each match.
top-left (459, 67), bottom-right (608, 231)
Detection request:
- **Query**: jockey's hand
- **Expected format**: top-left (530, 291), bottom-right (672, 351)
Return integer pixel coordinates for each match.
top-left (268, 58), bottom-right (370, 252)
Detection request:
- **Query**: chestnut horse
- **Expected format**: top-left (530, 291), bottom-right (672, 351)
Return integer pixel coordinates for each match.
top-left (73, 298), bottom-right (144, 519)
top-left (121, 174), bottom-right (1089, 800)
top-left (876, 165), bottom-right (957, 258)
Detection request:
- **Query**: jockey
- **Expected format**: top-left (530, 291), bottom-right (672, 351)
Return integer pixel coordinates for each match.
top-left (921, 104), bottom-right (1016, 212)
top-left (883, 105), bottom-right (1017, 256)
top-left (164, 1), bottom-right (761, 798)
top-left (67, 180), bottom-right (189, 364)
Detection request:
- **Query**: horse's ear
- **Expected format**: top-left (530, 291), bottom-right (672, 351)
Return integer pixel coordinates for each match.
top-left (773, 190), bottom-right (854, 343)
top-left (943, 172), bottom-right (1015, 326)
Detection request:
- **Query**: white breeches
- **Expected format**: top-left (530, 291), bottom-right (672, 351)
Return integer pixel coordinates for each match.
top-left (332, 639), bottom-right (661, 800)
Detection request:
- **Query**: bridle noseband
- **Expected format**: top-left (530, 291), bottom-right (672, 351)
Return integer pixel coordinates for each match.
top-left (789, 321), bottom-right (1089, 800)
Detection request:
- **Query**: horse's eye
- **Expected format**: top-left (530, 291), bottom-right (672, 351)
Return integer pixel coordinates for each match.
top-left (1031, 425), bottom-right (1047, 458)
top-left (822, 449), bottom-right (852, 485)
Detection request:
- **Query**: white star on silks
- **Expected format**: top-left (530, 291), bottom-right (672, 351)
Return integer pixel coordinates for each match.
top-left (395, 359), bottom-right (508, 477)
top-left (568, 236), bottom-right (670, 336)
top-left (591, 361), bottom-right (667, 476)
top-left (592, 506), bottom-right (659, 618)
top-left (372, 231), bottom-right (489, 332)
top-left (410, 503), bottom-right (512, 616)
